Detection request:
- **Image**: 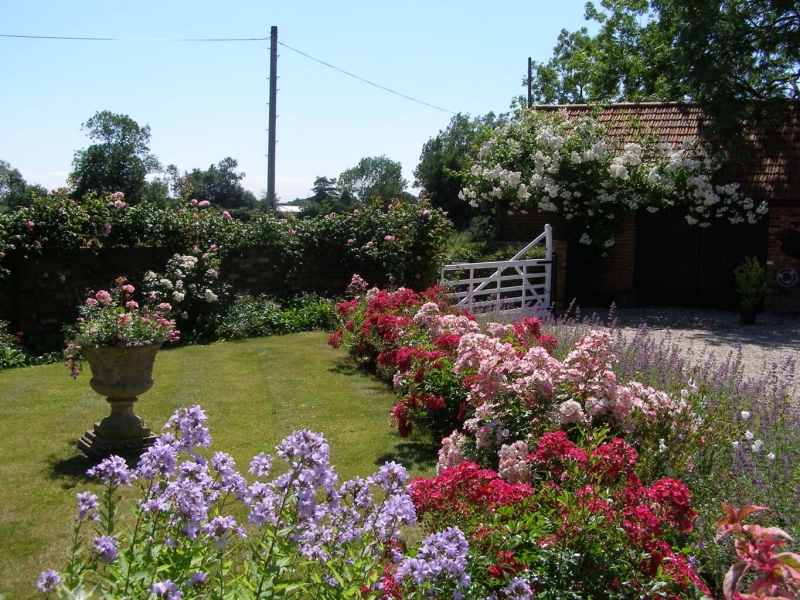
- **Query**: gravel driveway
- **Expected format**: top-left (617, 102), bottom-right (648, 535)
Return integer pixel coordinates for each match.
top-left (607, 308), bottom-right (799, 384)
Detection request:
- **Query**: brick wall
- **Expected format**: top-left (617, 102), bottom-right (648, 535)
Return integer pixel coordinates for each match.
top-left (0, 248), bottom-right (355, 344)
top-left (766, 203), bottom-right (800, 312)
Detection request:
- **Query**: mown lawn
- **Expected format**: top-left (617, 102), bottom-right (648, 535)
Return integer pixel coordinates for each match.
top-left (0, 332), bottom-right (437, 598)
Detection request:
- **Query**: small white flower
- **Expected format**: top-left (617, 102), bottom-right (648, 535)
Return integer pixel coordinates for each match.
top-left (688, 379), bottom-right (698, 394)
top-left (658, 439), bottom-right (667, 453)
top-left (740, 411), bottom-right (750, 421)
top-left (172, 291), bottom-right (185, 302)
top-left (732, 441), bottom-right (740, 449)
top-left (767, 452), bottom-right (776, 461)
top-left (745, 430), bottom-right (754, 441)
top-left (181, 311), bottom-right (188, 320)
top-left (680, 389), bottom-right (689, 399)
top-left (751, 439), bottom-right (764, 453)
top-left (205, 289), bottom-right (218, 303)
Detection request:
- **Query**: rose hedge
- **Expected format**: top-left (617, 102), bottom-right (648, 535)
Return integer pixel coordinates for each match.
top-left (0, 194), bottom-right (453, 290)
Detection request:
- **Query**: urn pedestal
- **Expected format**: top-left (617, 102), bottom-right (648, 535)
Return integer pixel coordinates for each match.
top-left (77, 344), bottom-right (161, 458)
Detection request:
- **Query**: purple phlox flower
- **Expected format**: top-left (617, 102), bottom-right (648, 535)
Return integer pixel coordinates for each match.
top-left (276, 430), bottom-right (330, 473)
top-left (150, 579), bottom-right (183, 599)
top-left (93, 535), bottom-right (119, 564)
top-left (367, 461), bottom-right (408, 493)
top-left (165, 406), bottom-right (212, 455)
top-left (245, 481), bottom-right (281, 527)
top-left (371, 493), bottom-right (417, 541)
top-left (201, 515), bottom-right (246, 549)
top-left (340, 477), bottom-right (374, 511)
top-left (75, 491), bottom-right (99, 522)
top-left (185, 571), bottom-right (207, 587)
top-left (87, 455), bottom-right (131, 487)
top-left (136, 437), bottom-right (178, 479)
top-left (248, 452), bottom-right (273, 478)
top-left (504, 577), bottom-right (534, 600)
top-left (161, 462), bottom-right (216, 538)
top-left (36, 570), bottom-right (62, 593)
top-left (210, 452), bottom-right (247, 498)
top-left (396, 527), bottom-right (470, 591)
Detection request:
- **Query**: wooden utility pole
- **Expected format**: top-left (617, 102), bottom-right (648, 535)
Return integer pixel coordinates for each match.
top-left (267, 25), bottom-right (278, 211)
top-left (528, 57), bottom-right (532, 108)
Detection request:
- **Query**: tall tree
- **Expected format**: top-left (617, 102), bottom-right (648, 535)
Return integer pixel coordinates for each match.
top-left (311, 176), bottom-right (339, 202)
top-left (0, 160), bottom-right (47, 212)
top-left (527, 0), bottom-right (799, 137)
top-left (69, 111), bottom-right (161, 203)
top-left (184, 157), bottom-right (257, 209)
top-left (338, 156), bottom-right (407, 204)
top-left (414, 112), bottom-right (506, 229)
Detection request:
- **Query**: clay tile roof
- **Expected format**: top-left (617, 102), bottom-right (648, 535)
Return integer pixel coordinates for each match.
top-left (536, 102), bottom-right (800, 202)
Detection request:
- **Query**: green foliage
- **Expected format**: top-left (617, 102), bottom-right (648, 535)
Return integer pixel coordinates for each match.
top-left (214, 294), bottom-right (338, 340)
top-left (182, 157), bottom-right (258, 209)
top-left (414, 113), bottom-right (507, 229)
top-left (338, 156), bottom-right (408, 204)
top-left (527, 0), bottom-right (800, 141)
top-left (69, 111), bottom-right (161, 204)
top-left (0, 160), bottom-right (48, 213)
top-left (734, 256), bottom-right (768, 310)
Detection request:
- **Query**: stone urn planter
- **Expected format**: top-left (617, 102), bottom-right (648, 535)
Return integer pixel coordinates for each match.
top-left (77, 343), bottom-right (162, 458)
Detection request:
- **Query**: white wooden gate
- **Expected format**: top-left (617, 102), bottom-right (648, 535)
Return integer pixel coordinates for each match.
top-left (439, 225), bottom-right (553, 318)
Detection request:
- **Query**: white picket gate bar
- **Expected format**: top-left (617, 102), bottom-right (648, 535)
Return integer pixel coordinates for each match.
top-left (439, 225), bottom-right (553, 318)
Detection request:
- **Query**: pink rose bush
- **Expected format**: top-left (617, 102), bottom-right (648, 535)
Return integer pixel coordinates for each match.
top-left (63, 277), bottom-right (179, 378)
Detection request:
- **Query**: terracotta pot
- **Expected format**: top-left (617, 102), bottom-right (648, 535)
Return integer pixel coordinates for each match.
top-left (78, 344), bottom-right (161, 458)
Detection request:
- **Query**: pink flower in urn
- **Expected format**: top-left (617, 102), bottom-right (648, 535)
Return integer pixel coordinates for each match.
top-left (117, 313), bottom-right (133, 327)
top-left (27, 220), bottom-right (35, 230)
top-left (103, 222), bottom-right (111, 234)
top-left (384, 235), bottom-right (395, 242)
top-left (222, 210), bottom-right (232, 221)
top-left (125, 300), bottom-right (139, 309)
top-left (86, 298), bottom-right (98, 306)
top-left (189, 199), bottom-right (198, 205)
top-left (111, 191), bottom-right (124, 199)
top-left (113, 200), bottom-right (126, 209)
top-left (122, 284), bottom-right (135, 294)
top-left (156, 303), bottom-right (172, 311)
top-left (95, 290), bottom-right (112, 306)
top-left (198, 200), bottom-right (210, 208)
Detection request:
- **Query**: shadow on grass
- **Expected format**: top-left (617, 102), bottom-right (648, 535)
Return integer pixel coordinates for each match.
top-left (44, 453), bottom-right (97, 489)
top-left (327, 357), bottom-right (374, 377)
top-left (375, 442), bottom-right (439, 472)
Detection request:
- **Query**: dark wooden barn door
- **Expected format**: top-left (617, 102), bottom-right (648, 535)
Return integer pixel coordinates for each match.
top-left (634, 208), bottom-right (768, 310)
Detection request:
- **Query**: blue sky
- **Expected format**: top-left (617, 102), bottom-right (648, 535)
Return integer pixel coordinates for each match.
top-left (1, 0), bottom-right (594, 202)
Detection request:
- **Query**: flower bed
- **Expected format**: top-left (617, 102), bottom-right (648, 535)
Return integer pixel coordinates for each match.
top-left (326, 281), bottom-right (800, 596)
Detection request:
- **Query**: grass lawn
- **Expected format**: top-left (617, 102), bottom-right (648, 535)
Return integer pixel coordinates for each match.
top-left (0, 332), bottom-right (437, 598)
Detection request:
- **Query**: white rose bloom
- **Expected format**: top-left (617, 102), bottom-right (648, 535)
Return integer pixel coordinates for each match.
top-left (160, 278), bottom-right (174, 289)
top-left (172, 291), bottom-right (185, 302)
top-left (205, 289), bottom-right (218, 303)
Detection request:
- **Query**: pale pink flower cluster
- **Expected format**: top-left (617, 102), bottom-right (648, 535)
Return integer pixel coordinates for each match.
top-left (455, 333), bottom-right (519, 405)
top-left (497, 440), bottom-right (532, 485)
top-left (412, 303), bottom-right (480, 339)
top-left (437, 431), bottom-right (468, 474)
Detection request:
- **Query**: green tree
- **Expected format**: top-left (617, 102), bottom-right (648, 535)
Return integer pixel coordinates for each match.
top-left (0, 160), bottom-right (47, 212)
top-left (338, 156), bottom-right (407, 204)
top-left (69, 111), bottom-right (161, 204)
top-left (413, 112), bottom-right (506, 229)
top-left (311, 176), bottom-right (339, 202)
top-left (184, 157), bottom-right (257, 209)
top-left (527, 0), bottom-right (799, 138)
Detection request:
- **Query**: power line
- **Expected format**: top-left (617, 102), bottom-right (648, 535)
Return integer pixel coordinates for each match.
top-left (278, 42), bottom-right (456, 115)
top-left (0, 33), bottom-right (268, 41)
top-left (0, 32), bottom-right (457, 114)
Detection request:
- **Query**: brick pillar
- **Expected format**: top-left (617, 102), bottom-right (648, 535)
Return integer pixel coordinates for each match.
top-left (765, 203), bottom-right (800, 313)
